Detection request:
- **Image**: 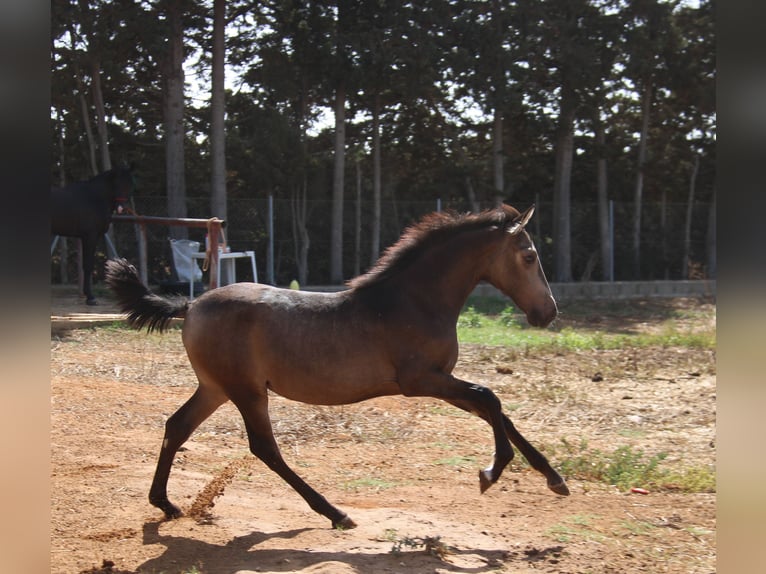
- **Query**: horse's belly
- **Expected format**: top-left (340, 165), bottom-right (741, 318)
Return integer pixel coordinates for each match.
top-left (263, 359), bottom-right (400, 405)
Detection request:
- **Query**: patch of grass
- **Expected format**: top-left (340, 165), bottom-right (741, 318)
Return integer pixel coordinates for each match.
top-left (545, 514), bottom-right (606, 543)
top-left (427, 405), bottom-right (470, 418)
top-left (662, 466), bottom-right (716, 493)
top-left (617, 428), bottom-right (648, 439)
top-left (434, 454), bottom-right (476, 468)
top-left (457, 299), bottom-right (715, 350)
top-left (547, 438), bottom-right (715, 493)
top-left (618, 519), bottom-right (658, 537)
top-left (342, 477), bottom-right (397, 491)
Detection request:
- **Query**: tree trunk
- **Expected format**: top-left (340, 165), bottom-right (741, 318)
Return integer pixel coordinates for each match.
top-left (492, 108), bottom-right (504, 206)
top-left (210, 0), bottom-right (227, 220)
top-left (354, 158), bottom-right (362, 277)
top-left (163, 0), bottom-right (187, 239)
top-left (370, 91), bottom-right (382, 266)
top-left (552, 92), bottom-right (575, 283)
top-left (57, 114), bottom-right (69, 283)
top-left (330, 81), bottom-right (346, 283)
top-left (632, 80), bottom-right (652, 279)
top-left (706, 184), bottom-right (716, 279)
top-left (595, 121), bottom-right (610, 281)
top-left (660, 188), bottom-right (668, 278)
top-left (464, 175), bottom-right (480, 213)
top-left (90, 58), bottom-right (119, 253)
top-left (291, 180), bottom-right (309, 286)
top-left (682, 153), bottom-right (700, 278)
top-left (75, 74), bottom-right (98, 177)
top-left (91, 60), bottom-right (111, 171)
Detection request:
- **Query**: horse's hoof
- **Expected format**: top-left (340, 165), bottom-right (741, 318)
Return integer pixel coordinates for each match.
top-left (548, 480), bottom-right (570, 496)
top-left (333, 515), bottom-right (357, 530)
top-left (479, 469), bottom-right (494, 493)
top-left (86, 298), bottom-right (98, 306)
top-left (151, 498), bottom-right (183, 519)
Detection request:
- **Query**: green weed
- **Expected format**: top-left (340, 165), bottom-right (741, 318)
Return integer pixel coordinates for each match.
top-left (548, 439), bottom-right (715, 493)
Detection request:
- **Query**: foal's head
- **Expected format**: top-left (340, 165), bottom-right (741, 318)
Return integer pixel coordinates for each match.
top-left (484, 205), bottom-right (557, 328)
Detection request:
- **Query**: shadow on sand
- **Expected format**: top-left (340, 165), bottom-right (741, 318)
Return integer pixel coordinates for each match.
top-left (122, 520), bottom-right (523, 574)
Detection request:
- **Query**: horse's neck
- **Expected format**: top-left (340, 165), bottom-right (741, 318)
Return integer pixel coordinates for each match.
top-left (397, 230), bottom-right (498, 317)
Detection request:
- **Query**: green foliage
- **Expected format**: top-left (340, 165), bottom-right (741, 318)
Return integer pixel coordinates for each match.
top-left (456, 306), bottom-right (483, 329)
top-left (548, 438), bottom-right (715, 493)
top-left (50, 0), bottom-right (716, 285)
top-left (456, 298), bottom-right (715, 350)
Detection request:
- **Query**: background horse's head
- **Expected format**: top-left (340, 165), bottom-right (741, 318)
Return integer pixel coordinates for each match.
top-left (484, 205), bottom-right (557, 328)
top-left (108, 162), bottom-right (135, 214)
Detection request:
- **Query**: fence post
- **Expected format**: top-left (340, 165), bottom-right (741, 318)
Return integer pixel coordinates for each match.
top-left (608, 200), bottom-right (614, 282)
top-left (138, 223), bottom-right (148, 285)
top-left (267, 194), bottom-right (275, 285)
top-left (436, 198), bottom-right (442, 213)
top-left (209, 220), bottom-right (221, 289)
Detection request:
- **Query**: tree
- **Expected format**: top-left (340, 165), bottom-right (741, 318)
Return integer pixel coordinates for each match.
top-left (622, 0), bottom-right (680, 278)
top-left (210, 0), bottom-right (226, 220)
top-left (521, 0), bottom-right (615, 282)
top-left (161, 0), bottom-right (188, 239)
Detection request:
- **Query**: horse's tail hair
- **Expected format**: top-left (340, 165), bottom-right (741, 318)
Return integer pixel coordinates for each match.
top-left (105, 258), bottom-right (188, 333)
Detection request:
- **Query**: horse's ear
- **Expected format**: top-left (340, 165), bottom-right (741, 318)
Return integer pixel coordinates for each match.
top-left (507, 205), bottom-right (535, 235)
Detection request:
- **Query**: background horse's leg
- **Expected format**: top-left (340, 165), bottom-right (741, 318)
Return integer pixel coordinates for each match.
top-left (81, 235), bottom-right (98, 305)
top-left (232, 393), bottom-right (356, 529)
top-left (400, 373), bottom-right (514, 493)
top-left (445, 398), bottom-right (569, 496)
top-left (149, 385), bottom-right (228, 518)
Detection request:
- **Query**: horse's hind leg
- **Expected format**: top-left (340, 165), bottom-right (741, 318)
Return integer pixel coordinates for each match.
top-left (233, 394), bottom-right (356, 529)
top-left (149, 384), bottom-right (228, 518)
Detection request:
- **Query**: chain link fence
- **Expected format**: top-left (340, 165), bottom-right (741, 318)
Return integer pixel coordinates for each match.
top-left (50, 195), bottom-right (714, 289)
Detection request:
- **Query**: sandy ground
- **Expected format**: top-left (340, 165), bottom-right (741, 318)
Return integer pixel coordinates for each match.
top-left (51, 288), bottom-right (716, 573)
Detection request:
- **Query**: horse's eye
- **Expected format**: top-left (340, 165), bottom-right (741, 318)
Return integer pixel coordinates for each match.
top-left (523, 252), bottom-right (536, 264)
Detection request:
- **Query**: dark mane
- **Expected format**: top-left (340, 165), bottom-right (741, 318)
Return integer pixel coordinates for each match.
top-left (348, 205), bottom-right (521, 289)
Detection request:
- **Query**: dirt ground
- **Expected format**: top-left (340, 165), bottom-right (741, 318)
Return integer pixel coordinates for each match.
top-left (51, 288), bottom-right (716, 574)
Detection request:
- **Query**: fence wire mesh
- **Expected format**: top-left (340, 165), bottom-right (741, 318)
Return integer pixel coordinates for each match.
top-left (50, 196), bottom-right (714, 289)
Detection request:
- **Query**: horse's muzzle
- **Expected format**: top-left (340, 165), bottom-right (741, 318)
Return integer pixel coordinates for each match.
top-left (526, 299), bottom-right (558, 328)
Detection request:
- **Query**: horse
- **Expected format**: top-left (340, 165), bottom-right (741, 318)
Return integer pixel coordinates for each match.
top-left (52, 164), bottom-right (135, 305)
top-left (105, 203), bottom-right (569, 529)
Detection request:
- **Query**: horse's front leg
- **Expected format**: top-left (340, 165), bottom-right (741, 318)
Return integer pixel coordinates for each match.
top-left (399, 372), bottom-right (514, 492)
top-left (446, 398), bottom-right (570, 496)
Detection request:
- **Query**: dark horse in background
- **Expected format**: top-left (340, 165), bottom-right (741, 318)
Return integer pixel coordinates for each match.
top-left (52, 164), bottom-right (134, 305)
top-left (106, 204), bottom-right (569, 529)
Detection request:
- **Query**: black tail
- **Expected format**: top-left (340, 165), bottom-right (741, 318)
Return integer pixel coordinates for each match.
top-left (105, 258), bottom-right (189, 333)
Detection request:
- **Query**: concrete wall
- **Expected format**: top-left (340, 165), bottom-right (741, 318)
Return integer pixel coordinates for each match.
top-left (307, 280), bottom-right (717, 301)
top-left (471, 280), bottom-right (717, 301)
